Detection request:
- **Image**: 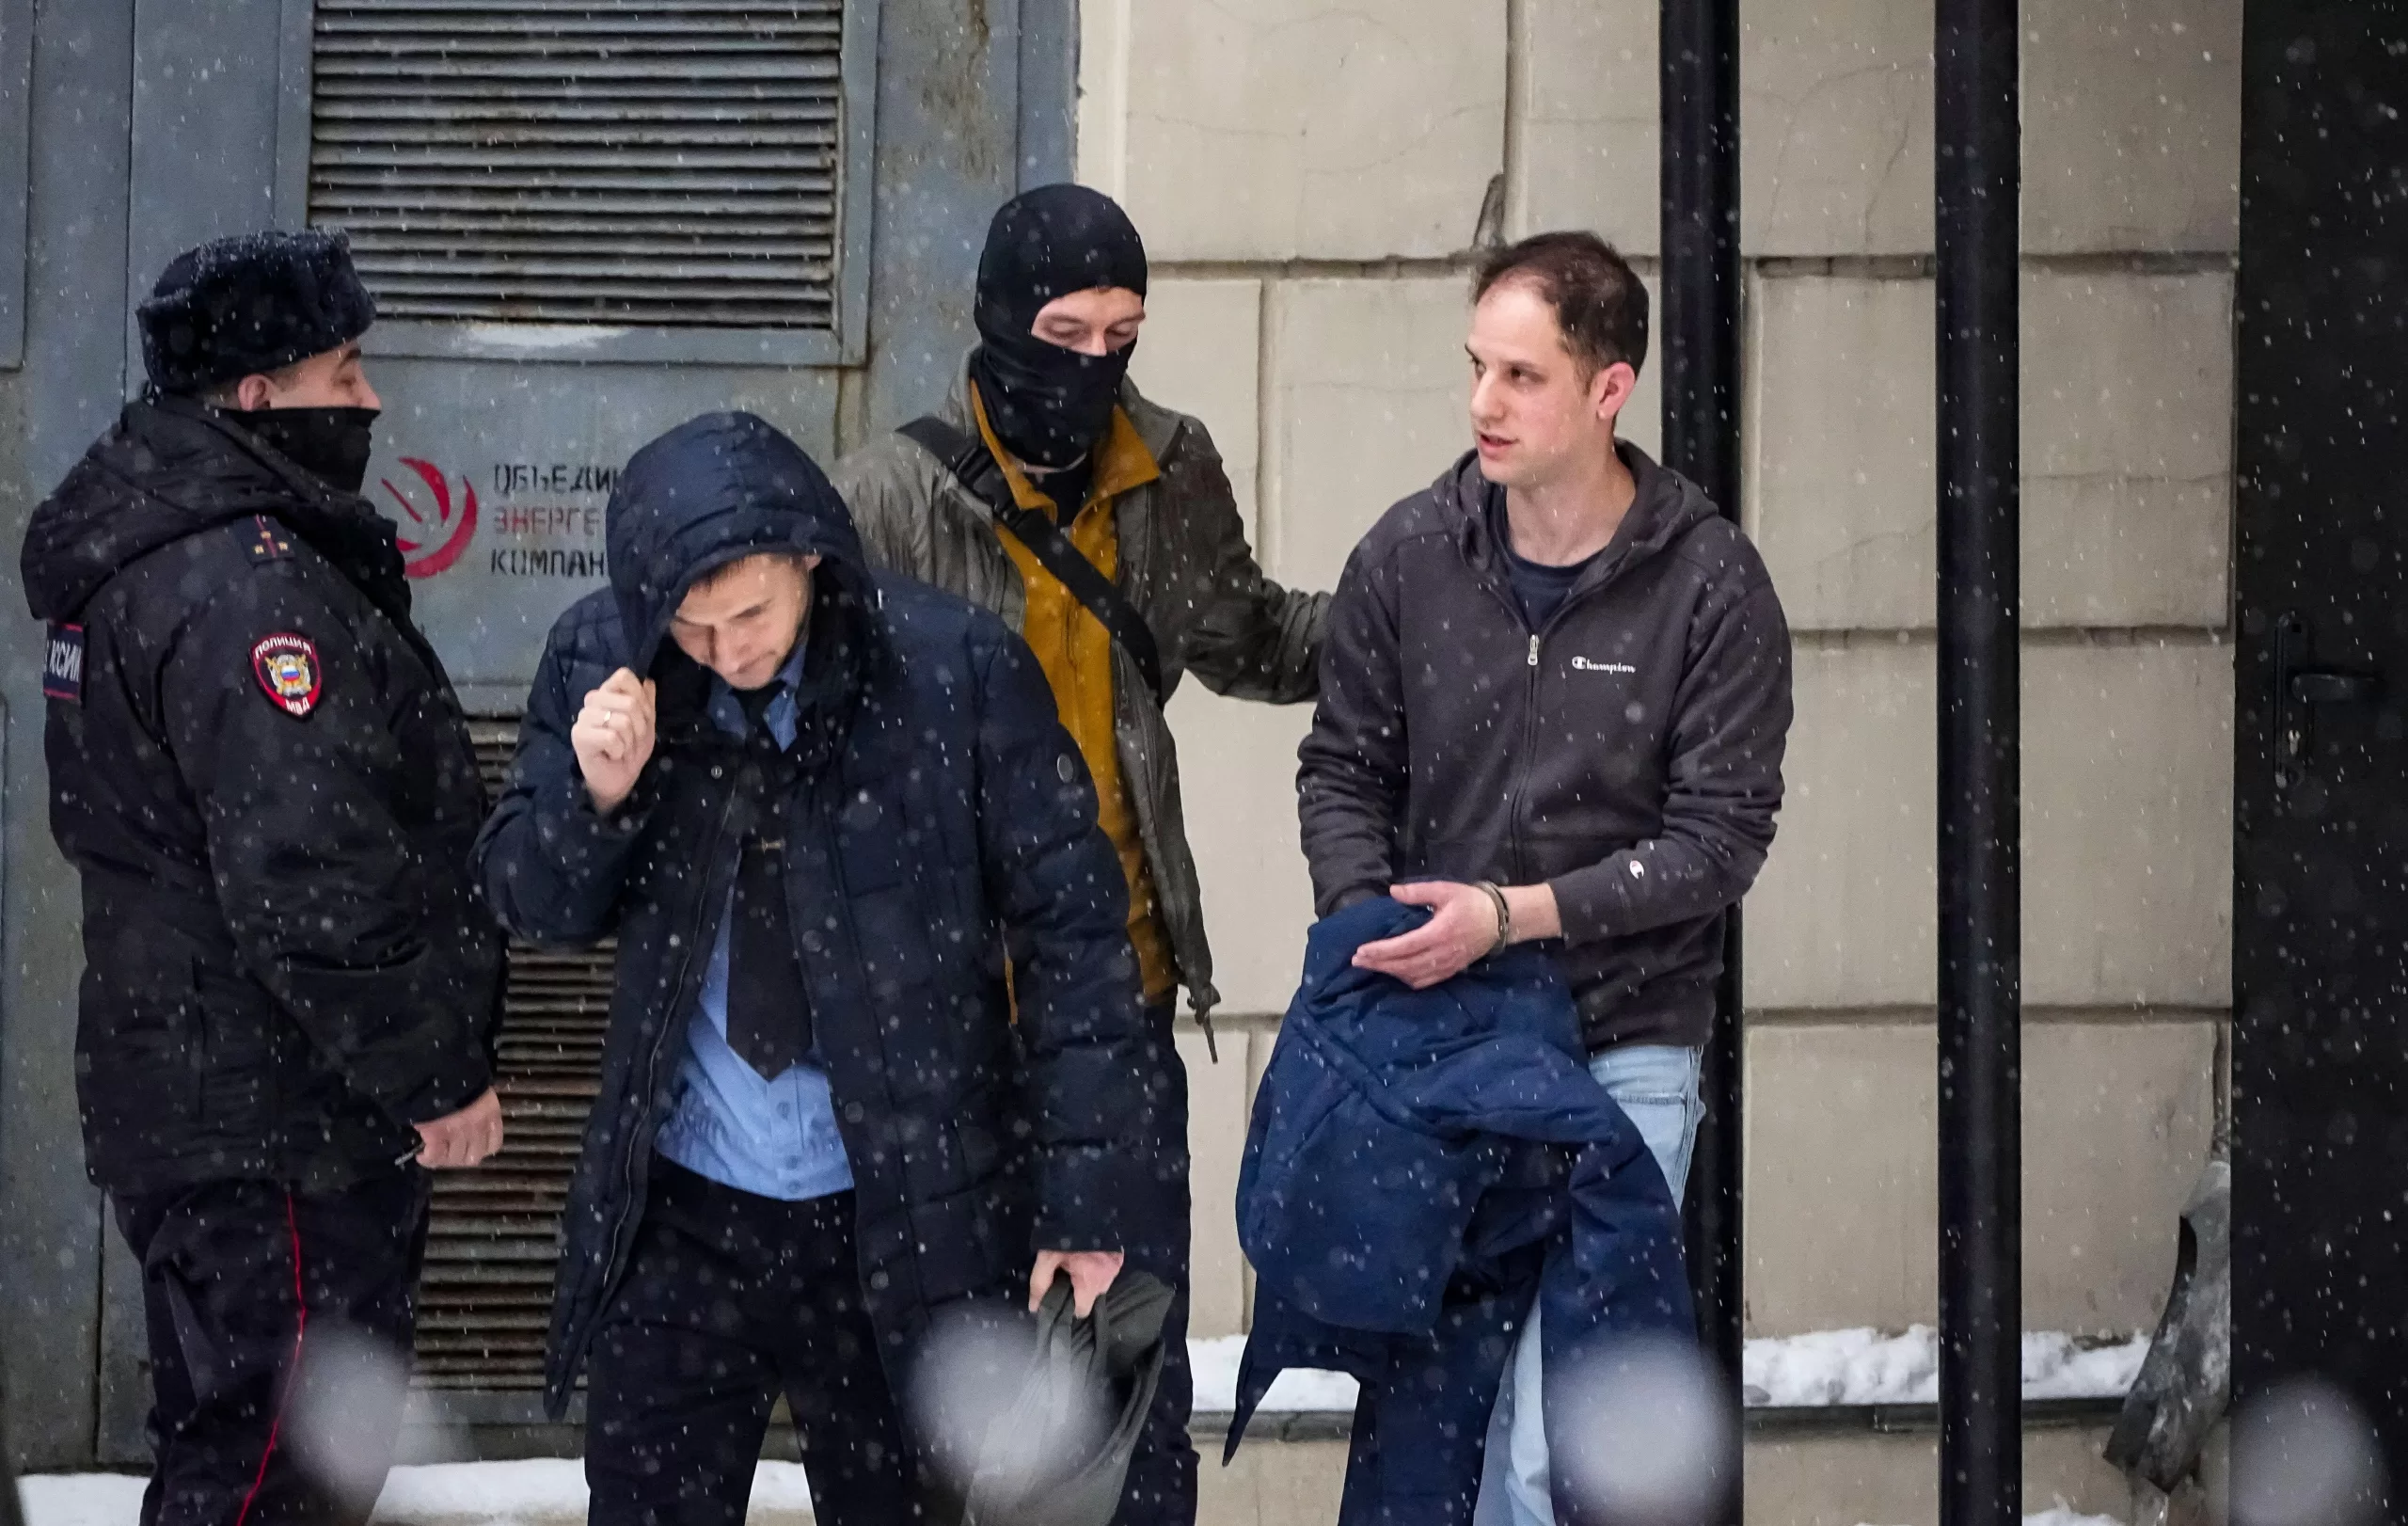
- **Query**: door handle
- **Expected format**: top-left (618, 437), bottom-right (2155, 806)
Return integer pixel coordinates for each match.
top-left (2273, 610), bottom-right (2384, 792)
top-left (2290, 670), bottom-right (2381, 706)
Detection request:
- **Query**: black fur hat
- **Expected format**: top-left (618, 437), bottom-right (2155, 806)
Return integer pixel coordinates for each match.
top-left (137, 229), bottom-right (377, 395)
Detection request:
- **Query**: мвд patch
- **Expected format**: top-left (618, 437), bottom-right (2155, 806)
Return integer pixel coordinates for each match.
top-left (250, 632), bottom-right (323, 717)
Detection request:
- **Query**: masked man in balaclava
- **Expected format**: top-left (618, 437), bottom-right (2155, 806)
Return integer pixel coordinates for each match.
top-left (21, 230), bottom-right (504, 1526)
top-left (835, 184), bottom-right (1328, 1524)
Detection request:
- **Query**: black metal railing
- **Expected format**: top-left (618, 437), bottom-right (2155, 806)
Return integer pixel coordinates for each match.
top-left (1935, 2), bottom-right (2025, 1523)
top-left (1659, 4), bottom-right (1746, 1521)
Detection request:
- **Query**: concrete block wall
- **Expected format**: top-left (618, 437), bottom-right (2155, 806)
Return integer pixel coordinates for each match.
top-left (1085, 0), bottom-right (2241, 1400)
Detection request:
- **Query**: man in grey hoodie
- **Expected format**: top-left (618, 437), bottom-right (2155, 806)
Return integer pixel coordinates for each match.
top-left (1296, 230), bottom-right (1792, 1525)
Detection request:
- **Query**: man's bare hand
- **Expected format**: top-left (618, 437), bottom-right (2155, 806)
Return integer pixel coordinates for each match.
top-left (413, 1087), bottom-right (504, 1169)
top-left (571, 667), bottom-right (657, 815)
top-left (1352, 881), bottom-right (1503, 989)
top-left (1030, 1249), bottom-right (1125, 1318)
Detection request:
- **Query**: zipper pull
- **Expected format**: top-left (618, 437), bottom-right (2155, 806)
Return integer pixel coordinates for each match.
top-left (1528, 634), bottom-right (1541, 668)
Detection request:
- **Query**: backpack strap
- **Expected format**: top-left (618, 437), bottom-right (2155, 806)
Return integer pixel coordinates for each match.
top-left (899, 416), bottom-right (1166, 707)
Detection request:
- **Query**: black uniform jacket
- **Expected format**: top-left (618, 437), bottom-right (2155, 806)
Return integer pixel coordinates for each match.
top-left (21, 393), bottom-right (501, 1195)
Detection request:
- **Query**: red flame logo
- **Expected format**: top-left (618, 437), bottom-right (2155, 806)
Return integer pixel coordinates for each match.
top-left (383, 458), bottom-right (479, 579)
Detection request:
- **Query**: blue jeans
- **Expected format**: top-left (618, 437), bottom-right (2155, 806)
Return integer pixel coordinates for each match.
top-left (1472, 1043), bottom-right (1703, 1526)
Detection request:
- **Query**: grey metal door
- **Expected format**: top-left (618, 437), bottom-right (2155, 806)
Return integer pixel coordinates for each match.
top-left (82, 0), bottom-right (1072, 1453)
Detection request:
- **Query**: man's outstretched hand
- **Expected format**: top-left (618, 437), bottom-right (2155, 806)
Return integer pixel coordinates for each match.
top-left (1030, 1249), bottom-right (1125, 1317)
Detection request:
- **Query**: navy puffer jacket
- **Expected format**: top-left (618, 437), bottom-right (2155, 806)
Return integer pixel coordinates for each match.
top-left (472, 412), bottom-right (1149, 1417)
top-left (1231, 898), bottom-right (1695, 1525)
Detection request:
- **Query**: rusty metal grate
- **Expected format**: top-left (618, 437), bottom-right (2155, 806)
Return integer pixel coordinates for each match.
top-left (413, 720), bottom-right (616, 1390)
top-left (308, 1), bottom-right (848, 329)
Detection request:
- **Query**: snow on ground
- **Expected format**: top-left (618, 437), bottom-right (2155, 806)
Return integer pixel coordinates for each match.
top-left (18, 1462), bottom-right (819, 1526)
top-left (1744, 1327), bottom-right (2149, 1408)
top-left (1859, 1513), bottom-right (2121, 1526)
top-left (1194, 1327), bottom-right (2150, 1414)
top-left (372, 1456), bottom-right (588, 1520)
top-left (1188, 1334), bottom-right (1364, 1413)
top-left (372, 1457), bottom-right (812, 1522)
top-left (16, 1470), bottom-right (2132, 1526)
top-left (19, 1333), bottom-right (2149, 1525)
top-left (14, 1474), bottom-right (146, 1526)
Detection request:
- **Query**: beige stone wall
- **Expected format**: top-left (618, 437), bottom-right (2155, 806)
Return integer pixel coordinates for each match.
top-left (1084, 0), bottom-right (2241, 1352)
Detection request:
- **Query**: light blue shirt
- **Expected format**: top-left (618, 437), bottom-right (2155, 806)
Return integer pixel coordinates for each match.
top-left (651, 642), bottom-right (856, 1201)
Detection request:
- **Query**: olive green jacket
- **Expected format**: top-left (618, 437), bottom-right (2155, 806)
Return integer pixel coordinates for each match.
top-left (832, 361), bottom-right (1327, 1018)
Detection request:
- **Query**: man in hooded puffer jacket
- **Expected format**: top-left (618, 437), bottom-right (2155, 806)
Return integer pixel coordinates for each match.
top-left (21, 230), bottom-right (504, 1526)
top-left (1298, 231), bottom-right (1793, 1525)
top-left (475, 412), bottom-right (1149, 1526)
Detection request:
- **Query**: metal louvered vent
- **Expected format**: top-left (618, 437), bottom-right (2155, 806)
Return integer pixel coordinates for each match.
top-left (309, 2), bottom-right (846, 330)
top-left (414, 720), bottom-right (617, 1391)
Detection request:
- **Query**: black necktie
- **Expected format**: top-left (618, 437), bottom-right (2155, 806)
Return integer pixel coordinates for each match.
top-left (725, 685), bottom-right (812, 1079)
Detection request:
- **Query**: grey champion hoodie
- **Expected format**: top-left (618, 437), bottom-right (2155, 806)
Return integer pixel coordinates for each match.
top-left (1297, 443), bottom-right (1792, 1053)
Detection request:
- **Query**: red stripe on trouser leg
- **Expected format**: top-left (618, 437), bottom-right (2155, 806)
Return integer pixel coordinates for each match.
top-left (231, 1191), bottom-right (308, 1526)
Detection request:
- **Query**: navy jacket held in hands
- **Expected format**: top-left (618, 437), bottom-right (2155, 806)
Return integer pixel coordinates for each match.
top-left (1230, 898), bottom-right (1696, 1526)
top-left (470, 411), bottom-right (1150, 1418)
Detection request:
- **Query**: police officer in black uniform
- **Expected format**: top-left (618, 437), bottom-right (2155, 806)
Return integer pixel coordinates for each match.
top-left (20, 230), bottom-right (504, 1526)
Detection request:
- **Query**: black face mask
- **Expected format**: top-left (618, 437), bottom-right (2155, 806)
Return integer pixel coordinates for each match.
top-left (228, 405), bottom-right (380, 494)
top-left (968, 184), bottom-right (1149, 470)
top-left (970, 332), bottom-right (1133, 470)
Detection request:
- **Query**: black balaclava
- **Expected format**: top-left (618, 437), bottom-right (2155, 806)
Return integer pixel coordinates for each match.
top-left (227, 405), bottom-right (381, 495)
top-left (968, 184), bottom-right (1149, 470)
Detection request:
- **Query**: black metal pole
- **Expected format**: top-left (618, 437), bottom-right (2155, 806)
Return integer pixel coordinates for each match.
top-left (1935, 0), bottom-right (2021, 1524)
top-left (1660, 2), bottom-right (1743, 1518)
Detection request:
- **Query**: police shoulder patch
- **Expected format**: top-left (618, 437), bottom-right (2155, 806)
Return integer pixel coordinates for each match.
top-left (246, 516), bottom-right (293, 564)
top-left (251, 632), bottom-right (323, 717)
top-left (41, 623), bottom-right (83, 704)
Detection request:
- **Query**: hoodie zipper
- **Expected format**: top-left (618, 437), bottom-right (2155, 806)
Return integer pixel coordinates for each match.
top-left (1482, 539), bottom-right (1643, 887)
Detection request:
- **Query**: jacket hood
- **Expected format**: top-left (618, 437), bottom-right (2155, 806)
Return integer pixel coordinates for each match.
top-left (23, 395), bottom-right (354, 622)
top-left (605, 411), bottom-right (867, 672)
top-left (1436, 438), bottom-right (1718, 575)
